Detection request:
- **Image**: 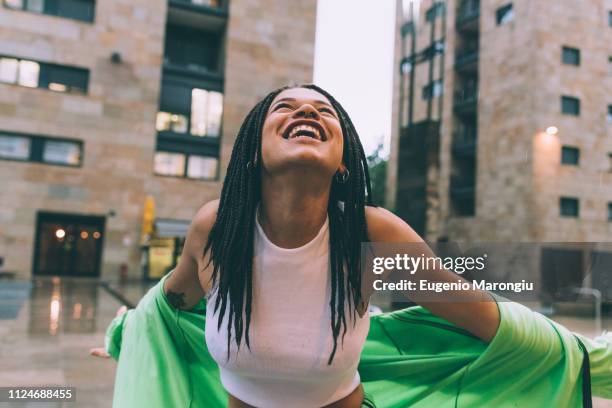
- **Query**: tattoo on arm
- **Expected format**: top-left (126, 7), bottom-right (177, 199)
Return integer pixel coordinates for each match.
top-left (166, 290), bottom-right (187, 310)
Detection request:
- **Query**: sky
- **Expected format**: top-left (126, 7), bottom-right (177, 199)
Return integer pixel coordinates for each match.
top-left (313, 0), bottom-right (397, 157)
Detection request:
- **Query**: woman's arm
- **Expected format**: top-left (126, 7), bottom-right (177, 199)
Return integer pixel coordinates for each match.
top-left (163, 199), bottom-right (219, 310)
top-left (365, 206), bottom-right (501, 342)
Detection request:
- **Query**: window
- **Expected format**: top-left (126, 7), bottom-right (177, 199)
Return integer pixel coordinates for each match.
top-left (0, 131), bottom-right (82, 166)
top-left (560, 197), bottom-right (579, 217)
top-left (154, 151), bottom-right (186, 177)
top-left (0, 134), bottom-right (30, 160)
top-left (42, 140), bottom-right (81, 165)
top-left (561, 146), bottom-right (579, 165)
top-left (496, 3), bottom-right (514, 25)
top-left (156, 112), bottom-right (188, 133)
top-left (164, 24), bottom-right (221, 73)
top-left (561, 96), bottom-right (580, 116)
top-left (608, 153), bottom-right (612, 172)
top-left (187, 155), bottom-right (217, 179)
top-left (608, 105), bottom-right (612, 123)
top-left (190, 88), bottom-right (223, 137)
top-left (157, 83), bottom-right (223, 138)
top-left (3, 0), bottom-right (95, 22)
top-left (422, 80), bottom-right (444, 100)
top-left (561, 46), bottom-right (580, 66)
top-left (154, 151), bottom-right (218, 180)
top-left (0, 56), bottom-right (88, 93)
top-left (609, 11), bottom-right (612, 27)
top-left (185, 0), bottom-right (220, 7)
top-left (609, 203), bottom-right (612, 221)
top-left (425, 2), bottom-right (445, 22)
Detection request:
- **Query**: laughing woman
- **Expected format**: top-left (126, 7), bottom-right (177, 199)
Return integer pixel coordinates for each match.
top-left (92, 84), bottom-right (612, 408)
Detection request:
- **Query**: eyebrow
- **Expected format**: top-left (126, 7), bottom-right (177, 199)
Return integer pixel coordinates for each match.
top-left (271, 97), bottom-right (334, 109)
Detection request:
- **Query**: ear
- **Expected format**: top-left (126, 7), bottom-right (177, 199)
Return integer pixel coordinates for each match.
top-left (338, 163), bottom-right (347, 174)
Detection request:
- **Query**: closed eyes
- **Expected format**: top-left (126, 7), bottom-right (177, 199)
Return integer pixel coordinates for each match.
top-left (271, 103), bottom-right (337, 117)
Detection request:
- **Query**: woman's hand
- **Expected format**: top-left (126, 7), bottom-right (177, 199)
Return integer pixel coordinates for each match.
top-left (89, 305), bottom-right (128, 359)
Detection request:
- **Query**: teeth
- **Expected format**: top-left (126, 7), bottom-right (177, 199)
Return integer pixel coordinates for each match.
top-left (287, 125), bottom-right (321, 140)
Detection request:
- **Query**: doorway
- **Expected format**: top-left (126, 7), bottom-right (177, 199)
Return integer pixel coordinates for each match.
top-left (33, 211), bottom-right (106, 277)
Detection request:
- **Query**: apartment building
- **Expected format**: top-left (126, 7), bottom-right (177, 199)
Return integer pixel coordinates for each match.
top-left (387, 0), bottom-right (612, 302)
top-left (0, 0), bottom-right (317, 280)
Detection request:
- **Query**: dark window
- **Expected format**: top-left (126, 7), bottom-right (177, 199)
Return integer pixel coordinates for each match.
top-left (496, 3), bottom-right (514, 25)
top-left (608, 105), bottom-right (612, 123)
top-left (3, 0), bottom-right (95, 22)
top-left (425, 2), bottom-right (445, 22)
top-left (609, 10), bottom-right (612, 27)
top-left (164, 24), bottom-right (221, 73)
top-left (608, 153), bottom-right (612, 172)
top-left (609, 203), bottom-right (612, 221)
top-left (560, 197), bottom-right (579, 217)
top-left (561, 96), bottom-right (580, 115)
top-left (40, 64), bottom-right (89, 93)
top-left (422, 80), bottom-right (443, 100)
top-left (561, 46), bottom-right (580, 66)
top-left (0, 130), bottom-right (82, 166)
top-left (561, 146), bottom-right (579, 165)
top-left (0, 56), bottom-right (88, 93)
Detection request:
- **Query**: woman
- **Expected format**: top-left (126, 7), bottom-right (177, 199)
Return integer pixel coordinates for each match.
top-left (92, 84), bottom-right (612, 408)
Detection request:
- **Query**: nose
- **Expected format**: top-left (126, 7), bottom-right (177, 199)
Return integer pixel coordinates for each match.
top-left (293, 103), bottom-right (319, 120)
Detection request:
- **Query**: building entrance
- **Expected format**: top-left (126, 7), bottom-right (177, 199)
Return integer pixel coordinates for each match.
top-left (33, 212), bottom-right (105, 277)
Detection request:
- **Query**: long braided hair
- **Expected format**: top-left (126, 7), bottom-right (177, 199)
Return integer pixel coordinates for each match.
top-left (203, 83), bottom-right (375, 365)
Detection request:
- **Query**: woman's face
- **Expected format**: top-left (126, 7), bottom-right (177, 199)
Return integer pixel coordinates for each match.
top-left (260, 87), bottom-right (344, 180)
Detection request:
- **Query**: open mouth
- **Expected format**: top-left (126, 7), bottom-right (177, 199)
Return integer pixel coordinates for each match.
top-left (282, 121), bottom-right (327, 141)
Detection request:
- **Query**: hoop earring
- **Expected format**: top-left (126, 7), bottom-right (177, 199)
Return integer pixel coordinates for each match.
top-left (246, 158), bottom-right (258, 171)
top-left (335, 169), bottom-right (349, 184)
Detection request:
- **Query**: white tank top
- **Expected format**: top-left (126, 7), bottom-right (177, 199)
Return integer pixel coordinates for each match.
top-left (204, 207), bottom-right (371, 407)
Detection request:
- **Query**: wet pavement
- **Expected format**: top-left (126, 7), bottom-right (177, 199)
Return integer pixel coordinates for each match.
top-left (0, 277), bottom-right (124, 407)
top-left (0, 277), bottom-right (611, 407)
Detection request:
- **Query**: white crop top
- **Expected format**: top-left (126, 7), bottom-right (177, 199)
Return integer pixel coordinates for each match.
top-left (204, 207), bottom-right (371, 407)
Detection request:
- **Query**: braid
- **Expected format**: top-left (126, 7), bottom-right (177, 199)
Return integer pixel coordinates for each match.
top-left (203, 83), bottom-right (375, 365)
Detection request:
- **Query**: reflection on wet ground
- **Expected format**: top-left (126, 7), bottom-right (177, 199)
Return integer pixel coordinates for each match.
top-left (0, 277), bottom-right (130, 408)
top-left (0, 277), bottom-right (611, 407)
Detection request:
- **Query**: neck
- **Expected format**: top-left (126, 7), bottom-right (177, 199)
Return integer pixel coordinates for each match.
top-left (259, 169), bottom-right (331, 249)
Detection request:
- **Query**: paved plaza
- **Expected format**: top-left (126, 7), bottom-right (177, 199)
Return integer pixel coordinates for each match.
top-left (0, 277), bottom-right (610, 407)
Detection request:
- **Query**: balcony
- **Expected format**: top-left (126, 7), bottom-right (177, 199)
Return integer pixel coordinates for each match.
top-left (456, 0), bottom-right (479, 32)
top-left (168, 0), bottom-right (228, 31)
top-left (453, 86), bottom-right (478, 114)
top-left (451, 130), bottom-right (477, 156)
top-left (454, 47), bottom-right (479, 73)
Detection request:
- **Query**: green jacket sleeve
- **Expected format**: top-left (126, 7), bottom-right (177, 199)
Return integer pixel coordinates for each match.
top-left (574, 331), bottom-right (612, 398)
top-left (105, 274), bottom-right (611, 408)
top-left (104, 308), bottom-right (133, 361)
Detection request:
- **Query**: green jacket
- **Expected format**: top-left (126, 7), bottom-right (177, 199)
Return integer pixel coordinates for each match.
top-left (105, 273), bottom-right (612, 407)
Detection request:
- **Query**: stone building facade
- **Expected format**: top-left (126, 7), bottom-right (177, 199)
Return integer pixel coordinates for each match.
top-left (0, 0), bottom-right (317, 280)
top-left (387, 0), bottom-right (612, 301)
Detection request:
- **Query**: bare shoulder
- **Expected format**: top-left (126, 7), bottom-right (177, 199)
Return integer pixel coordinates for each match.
top-left (186, 198), bottom-right (219, 264)
top-left (191, 198), bottom-right (219, 239)
top-left (364, 205), bottom-right (423, 243)
top-left (163, 199), bottom-right (219, 309)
